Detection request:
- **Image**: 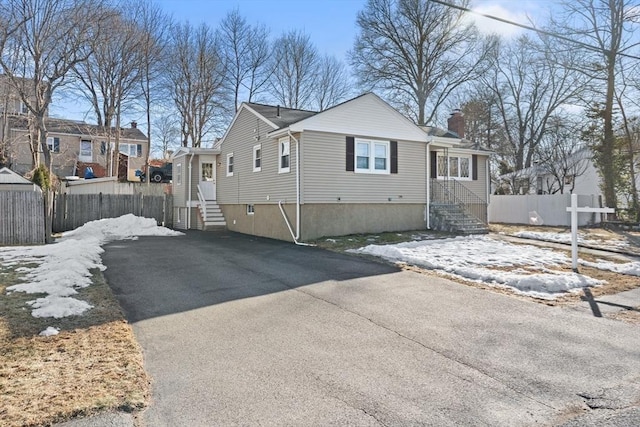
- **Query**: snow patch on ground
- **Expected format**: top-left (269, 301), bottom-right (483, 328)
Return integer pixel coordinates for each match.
top-left (1, 215), bottom-right (183, 318)
top-left (513, 230), bottom-right (630, 251)
top-left (39, 326), bottom-right (60, 336)
top-left (351, 235), bottom-right (606, 298)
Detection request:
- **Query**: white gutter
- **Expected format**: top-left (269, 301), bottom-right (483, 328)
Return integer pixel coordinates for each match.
top-left (187, 151), bottom-right (195, 229)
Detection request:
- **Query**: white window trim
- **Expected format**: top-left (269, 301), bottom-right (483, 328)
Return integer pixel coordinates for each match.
top-left (279, 137), bottom-right (290, 174)
top-left (47, 136), bottom-right (59, 153)
top-left (176, 163), bottom-right (182, 185)
top-left (79, 140), bottom-right (92, 162)
top-left (253, 144), bottom-right (261, 172)
top-left (354, 138), bottom-right (390, 175)
top-left (226, 152), bottom-right (234, 177)
top-left (436, 153), bottom-right (472, 181)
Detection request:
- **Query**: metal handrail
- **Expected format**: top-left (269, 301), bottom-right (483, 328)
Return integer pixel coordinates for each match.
top-left (431, 179), bottom-right (488, 224)
top-left (196, 184), bottom-right (207, 219)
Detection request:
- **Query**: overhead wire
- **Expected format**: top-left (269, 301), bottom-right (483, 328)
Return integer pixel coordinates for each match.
top-left (428, 0), bottom-right (640, 61)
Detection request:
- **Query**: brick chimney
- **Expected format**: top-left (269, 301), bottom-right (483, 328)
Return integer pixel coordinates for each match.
top-left (447, 109), bottom-right (464, 138)
top-left (130, 121), bottom-right (137, 129)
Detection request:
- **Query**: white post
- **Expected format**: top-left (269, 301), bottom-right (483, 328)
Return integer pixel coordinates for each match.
top-left (566, 194), bottom-right (614, 273)
top-left (570, 194), bottom-right (578, 272)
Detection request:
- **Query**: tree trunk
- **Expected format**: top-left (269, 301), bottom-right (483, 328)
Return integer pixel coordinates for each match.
top-left (602, 55), bottom-right (617, 211)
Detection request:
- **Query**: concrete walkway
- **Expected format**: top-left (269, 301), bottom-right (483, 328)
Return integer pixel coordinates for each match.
top-left (59, 231), bottom-right (640, 426)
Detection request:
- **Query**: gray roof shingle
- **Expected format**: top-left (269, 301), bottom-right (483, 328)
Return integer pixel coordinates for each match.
top-left (247, 103), bottom-right (317, 129)
top-left (9, 116), bottom-right (147, 141)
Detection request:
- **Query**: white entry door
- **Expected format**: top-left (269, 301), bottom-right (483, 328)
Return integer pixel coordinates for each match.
top-left (200, 158), bottom-right (216, 200)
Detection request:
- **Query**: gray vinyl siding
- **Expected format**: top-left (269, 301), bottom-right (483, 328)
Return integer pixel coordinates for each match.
top-left (217, 108), bottom-right (296, 205)
top-left (301, 130), bottom-right (427, 204)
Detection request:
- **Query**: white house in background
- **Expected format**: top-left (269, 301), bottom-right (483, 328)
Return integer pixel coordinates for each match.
top-left (497, 147), bottom-right (601, 197)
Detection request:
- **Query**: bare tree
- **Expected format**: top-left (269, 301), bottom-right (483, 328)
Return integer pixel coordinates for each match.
top-left (314, 55), bottom-right (352, 111)
top-left (71, 4), bottom-right (144, 176)
top-left (0, 0), bottom-right (110, 169)
top-left (269, 30), bottom-right (319, 110)
top-left (484, 35), bottom-right (585, 171)
top-left (135, 0), bottom-right (169, 182)
top-left (537, 116), bottom-right (591, 194)
top-left (151, 112), bottom-right (180, 158)
top-left (166, 22), bottom-right (229, 147)
top-left (553, 0), bottom-right (640, 209)
top-left (218, 9), bottom-right (272, 111)
top-left (350, 0), bottom-right (495, 125)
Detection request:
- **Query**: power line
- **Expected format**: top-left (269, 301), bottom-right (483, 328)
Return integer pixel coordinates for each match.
top-left (428, 0), bottom-right (640, 61)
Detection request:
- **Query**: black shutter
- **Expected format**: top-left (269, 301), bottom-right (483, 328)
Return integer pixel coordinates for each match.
top-left (53, 137), bottom-right (60, 153)
top-left (100, 141), bottom-right (106, 155)
top-left (346, 136), bottom-right (354, 171)
top-left (390, 141), bottom-right (398, 174)
top-left (137, 144), bottom-right (143, 157)
top-left (430, 151), bottom-right (437, 179)
top-left (472, 155), bottom-right (478, 180)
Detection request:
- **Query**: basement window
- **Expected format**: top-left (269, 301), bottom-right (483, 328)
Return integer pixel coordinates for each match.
top-left (246, 204), bottom-right (255, 215)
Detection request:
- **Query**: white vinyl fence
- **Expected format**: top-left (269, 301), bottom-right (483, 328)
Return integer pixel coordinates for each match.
top-left (489, 194), bottom-right (605, 226)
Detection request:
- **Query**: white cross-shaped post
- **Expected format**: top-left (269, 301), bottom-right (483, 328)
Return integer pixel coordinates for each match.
top-left (566, 193), bottom-right (614, 272)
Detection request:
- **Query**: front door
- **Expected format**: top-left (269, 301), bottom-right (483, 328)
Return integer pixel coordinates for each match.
top-left (200, 158), bottom-right (216, 200)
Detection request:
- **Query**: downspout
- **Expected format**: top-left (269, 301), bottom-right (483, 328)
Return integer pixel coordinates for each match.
top-left (283, 129), bottom-right (313, 246)
top-left (187, 151), bottom-right (195, 229)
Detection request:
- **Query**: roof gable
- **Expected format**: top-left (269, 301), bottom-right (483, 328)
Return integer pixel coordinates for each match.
top-left (246, 103), bottom-right (316, 129)
top-left (0, 167), bottom-right (33, 184)
top-left (285, 93), bottom-right (427, 142)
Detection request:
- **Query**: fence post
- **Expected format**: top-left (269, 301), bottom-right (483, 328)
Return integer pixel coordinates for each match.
top-left (99, 192), bottom-right (103, 220)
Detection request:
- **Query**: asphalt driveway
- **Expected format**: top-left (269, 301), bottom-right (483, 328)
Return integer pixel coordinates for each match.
top-left (96, 230), bottom-right (640, 426)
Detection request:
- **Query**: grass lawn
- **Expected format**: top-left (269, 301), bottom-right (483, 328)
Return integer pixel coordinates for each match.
top-left (0, 263), bottom-right (149, 427)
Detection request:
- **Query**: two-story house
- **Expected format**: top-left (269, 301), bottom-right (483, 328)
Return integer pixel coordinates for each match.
top-left (0, 74), bottom-right (148, 181)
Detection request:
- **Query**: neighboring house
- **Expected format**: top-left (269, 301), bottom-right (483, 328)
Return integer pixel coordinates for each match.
top-left (498, 147), bottom-right (600, 196)
top-left (0, 74), bottom-right (148, 181)
top-left (172, 93), bottom-right (491, 241)
top-left (6, 116), bottom-right (148, 181)
top-left (0, 166), bottom-right (41, 192)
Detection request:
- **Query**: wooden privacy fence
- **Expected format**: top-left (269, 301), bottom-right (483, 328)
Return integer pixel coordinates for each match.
top-left (53, 193), bottom-right (173, 233)
top-left (0, 191), bottom-right (45, 245)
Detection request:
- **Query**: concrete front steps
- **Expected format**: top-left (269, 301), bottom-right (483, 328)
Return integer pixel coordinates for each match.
top-left (430, 203), bottom-right (489, 234)
top-left (198, 201), bottom-right (226, 230)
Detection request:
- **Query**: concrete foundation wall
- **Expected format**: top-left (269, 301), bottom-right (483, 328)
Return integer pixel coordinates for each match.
top-left (220, 203), bottom-right (298, 242)
top-left (220, 202), bottom-right (426, 242)
top-left (301, 203), bottom-right (426, 240)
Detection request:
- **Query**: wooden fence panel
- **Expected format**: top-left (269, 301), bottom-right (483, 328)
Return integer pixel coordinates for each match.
top-left (0, 191), bottom-right (45, 245)
top-left (53, 193), bottom-right (173, 232)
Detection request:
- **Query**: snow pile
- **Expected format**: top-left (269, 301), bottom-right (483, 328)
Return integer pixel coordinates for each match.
top-left (39, 326), bottom-right (60, 337)
top-left (351, 235), bottom-right (604, 298)
top-left (1, 215), bottom-right (183, 318)
top-left (513, 230), bottom-right (630, 251)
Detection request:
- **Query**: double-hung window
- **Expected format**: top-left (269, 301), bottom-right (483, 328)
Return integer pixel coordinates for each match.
top-left (355, 139), bottom-right (390, 174)
top-left (79, 140), bottom-right (92, 162)
top-left (226, 153), bottom-right (234, 176)
top-left (47, 137), bottom-right (60, 153)
top-left (437, 154), bottom-right (471, 180)
top-left (253, 144), bottom-right (261, 172)
top-left (279, 137), bottom-right (290, 173)
top-left (119, 143), bottom-right (142, 158)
